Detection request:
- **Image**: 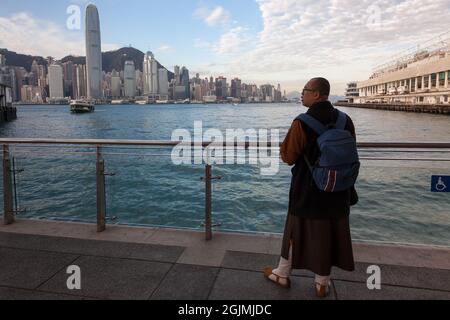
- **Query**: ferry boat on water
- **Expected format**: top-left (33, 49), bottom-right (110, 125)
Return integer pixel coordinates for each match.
top-left (70, 100), bottom-right (95, 113)
top-left (174, 99), bottom-right (190, 104)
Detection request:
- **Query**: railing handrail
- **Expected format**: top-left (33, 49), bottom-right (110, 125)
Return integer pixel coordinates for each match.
top-left (1, 138), bottom-right (450, 149)
top-left (2, 138), bottom-right (450, 240)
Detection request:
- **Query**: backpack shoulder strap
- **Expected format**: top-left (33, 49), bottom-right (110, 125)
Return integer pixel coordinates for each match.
top-left (296, 114), bottom-right (326, 135)
top-left (335, 110), bottom-right (348, 130)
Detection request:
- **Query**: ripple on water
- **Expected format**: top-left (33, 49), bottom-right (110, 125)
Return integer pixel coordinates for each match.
top-left (1, 104), bottom-right (449, 246)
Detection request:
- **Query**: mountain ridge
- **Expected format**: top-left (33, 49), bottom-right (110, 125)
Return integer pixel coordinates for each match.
top-left (0, 47), bottom-right (174, 80)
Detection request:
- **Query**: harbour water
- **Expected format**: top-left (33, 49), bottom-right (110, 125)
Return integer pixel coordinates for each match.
top-left (0, 103), bottom-right (449, 246)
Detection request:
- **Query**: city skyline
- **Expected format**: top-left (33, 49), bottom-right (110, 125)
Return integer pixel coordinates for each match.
top-left (0, 44), bottom-right (287, 104)
top-left (1, 0), bottom-right (450, 94)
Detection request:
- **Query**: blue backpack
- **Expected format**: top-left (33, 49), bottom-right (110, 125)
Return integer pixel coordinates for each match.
top-left (297, 110), bottom-right (360, 192)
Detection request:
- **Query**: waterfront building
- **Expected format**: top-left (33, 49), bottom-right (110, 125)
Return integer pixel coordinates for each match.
top-left (201, 78), bottom-right (209, 97)
top-left (143, 51), bottom-right (158, 95)
top-left (12, 67), bottom-right (26, 101)
top-left (344, 82), bottom-right (359, 103)
top-left (209, 76), bottom-right (215, 93)
top-left (111, 75), bottom-right (122, 97)
top-left (48, 64), bottom-right (64, 99)
top-left (30, 60), bottom-right (40, 87)
top-left (28, 60), bottom-right (47, 92)
top-left (74, 64), bottom-right (87, 99)
top-left (158, 68), bottom-right (169, 96)
top-left (260, 84), bottom-right (274, 102)
top-left (85, 4), bottom-right (103, 99)
top-left (174, 65), bottom-right (180, 85)
top-left (215, 76), bottom-right (227, 100)
top-left (20, 85), bottom-right (44, 103)
top-left (180, 67), bottom-right (190, 99)
top-left (135, 70), bottom-right (143, 96)
top-left (231, 78), bottom-right (241, 99)
top-left (174, 85), bottom-right (187, 101)
top-left (357, 35), bottom-right (450, 105)
top-left (0, 64), bottom-right (17, 101)
top-left (193, 73), bottom-right (201, 85)
top-left (124, 61), bottom-right (136, 97)
top-left (62, 61), bottom-right (74, 98)
top-left (192, 83), bottom-right (203, 102)
top-left (275, 84), bottom-right (283, 102)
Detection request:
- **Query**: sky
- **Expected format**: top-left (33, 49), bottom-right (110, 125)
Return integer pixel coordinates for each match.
top-left (1, 0), bottom-right (450, 95)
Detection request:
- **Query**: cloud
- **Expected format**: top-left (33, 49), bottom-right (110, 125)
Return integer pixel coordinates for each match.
top-left (194, 5), bottom-right (230, 27)
top-left (195, 28), bottom-right (250, 55)
top-left (156, 44), bottom-right (174, 53)
top-left (221, 0), bottom-right (450, 94)
top-left (213, 27), bottom-right (250, 55)
top-left (193, 38), bottom-right (212, 49)
top-left (0, 12), bottom-right (118, 58)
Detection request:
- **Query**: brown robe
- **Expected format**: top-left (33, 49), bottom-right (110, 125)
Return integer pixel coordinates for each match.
top-left (280, 120), bottom-right (355, 276)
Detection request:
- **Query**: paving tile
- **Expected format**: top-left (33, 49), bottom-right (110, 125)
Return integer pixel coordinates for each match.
top-left (221, 251), bottom-right (313, 278)
top-left (38, 255), bottom-right (172, 300)
top-left (0, 232), bottom-right (184, 263)
top-left (333, 280), bottom-right (450, 300)
top-left (1, 231), bottom-right (448, 300)
top-left (332, 262), bottom-right (450, 292)
top-left (151, 264), bottom-right (219, 300)
top-left (221, 251), bottom-right (279, 271)
top-left (0, 286), bottom-right (90, 300)
top-left (0, 247), bottom-right (78, 289)
top-left (377, 264), bottom-right (450, 292)
top-left (209, 269), bottom-right (335, 300)
top-left (176, 247), bottom-right (226, 267)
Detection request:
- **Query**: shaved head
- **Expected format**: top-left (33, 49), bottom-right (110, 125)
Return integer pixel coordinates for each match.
top-left (310, 77), bottom-right (330, 98)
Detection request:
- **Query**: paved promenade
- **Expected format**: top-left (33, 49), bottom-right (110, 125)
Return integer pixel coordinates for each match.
top-left (0, 219), bottom-right (449, 300)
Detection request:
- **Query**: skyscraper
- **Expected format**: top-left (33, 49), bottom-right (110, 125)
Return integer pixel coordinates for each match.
top-left (74, 64), bottom-right (87, 99)
top-left (180, 67), bottom-right (190, 99)
top-left (174, 66), bottom-right (180, 85)
top-left (62, 61), bottom-right (74, 98)
top-left (158, 68), bottom-right (168, 96)
top-left (231, 78), bottom-right (241, 99)
top-left (143, 51), bottom-right (158, 95)
top-left (215, 76), bottom-right (227, 100)
top-left (48, 64), bottom-right (64, 99)
top-left (85, 4), bottom-right (102, 99)
top-left (27, 61), bottom-right (47, 99)
top-left (111, 75), bottom-right (121, 97)
top-left (135, 70), bottom-right (143, 96)
top-left (124, 61), bottom-right (136, 97)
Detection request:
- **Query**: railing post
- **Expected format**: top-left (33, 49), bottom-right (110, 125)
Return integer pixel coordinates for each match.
top-left (96, 146), bottom-right (106, 232)
top-left (3, 144), bottom-right (14, 225)
top-left (204, 164), bottom-right (212, 241)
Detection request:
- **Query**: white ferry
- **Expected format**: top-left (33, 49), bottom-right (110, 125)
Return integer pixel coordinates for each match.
top-left (70, 100), bottom-right (95, 113)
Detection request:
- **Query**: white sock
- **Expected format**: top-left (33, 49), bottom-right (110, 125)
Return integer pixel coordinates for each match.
top-left (315, 274), bottom-right (331, 286)
top-left (269, 246), bottom-right (292, 284)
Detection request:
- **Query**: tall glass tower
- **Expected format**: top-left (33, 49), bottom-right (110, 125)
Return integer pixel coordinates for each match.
top-left (143, 51), bottom-right (158, 95)
top-left (85, 4), bottom-right (102, 99)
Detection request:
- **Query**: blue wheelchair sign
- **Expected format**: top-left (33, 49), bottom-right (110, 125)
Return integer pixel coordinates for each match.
top-left (431, 176), bottom-right (450, 192)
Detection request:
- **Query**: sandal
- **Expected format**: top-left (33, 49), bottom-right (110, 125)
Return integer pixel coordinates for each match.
top-left (263, 267), bottom-right (291, 289)
top-left (315, 282), bottom-right (330, 298)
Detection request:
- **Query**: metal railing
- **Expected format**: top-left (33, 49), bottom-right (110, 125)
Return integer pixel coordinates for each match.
top-left (2, 138), bottom-right (450, 240)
